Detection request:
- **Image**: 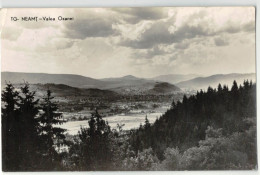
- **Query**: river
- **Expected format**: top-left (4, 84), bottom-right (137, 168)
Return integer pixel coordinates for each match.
top-left (59, 112), bottom-right (163, 135)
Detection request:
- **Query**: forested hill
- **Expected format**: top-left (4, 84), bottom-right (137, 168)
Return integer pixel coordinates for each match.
top-left (130, 80), bottom-right (256, 161)
top-left (176, 73), bottom-right (255, 90)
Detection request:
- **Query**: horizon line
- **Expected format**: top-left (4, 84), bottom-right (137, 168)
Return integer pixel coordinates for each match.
top-left (1, 71), bottom-right (256, 80)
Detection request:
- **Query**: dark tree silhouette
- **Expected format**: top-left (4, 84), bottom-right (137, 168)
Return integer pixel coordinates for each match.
top-left (129, 80), bottom-right (256, 162)
top-left (144, 115), bottom-right (151, 130)
top-left (39, 90), bottom-right (67, 170)
top-left (69, 110), bottom-right (113, 170)
top-left (2, 83), bottom-right (19, 171)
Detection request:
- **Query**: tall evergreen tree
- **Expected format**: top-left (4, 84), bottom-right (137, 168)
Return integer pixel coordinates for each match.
top-left (217, 83), bottom-right (223, 92)
top-left (1, 83), bottom-right (19, 171)
top-left (144, 115), bottom-right (151, 130)
top-left (39, 90), bottom-right (67, 169)
top-left (231, 80), bottom-right (238, 92)
top-left (71, 110), bottom-right (112, 170)
top-left (16, 83), bottom-right (41, 170)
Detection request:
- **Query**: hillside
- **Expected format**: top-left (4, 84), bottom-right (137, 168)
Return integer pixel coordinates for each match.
top-left (148, 82), bottom-right (181, 94)
top-left (151, 74), bottom-right (199, 84)
top-left (100, 75), bottom-right (156, 89)
top-left (176, 73), bottom-right (255, 90)
top-left (110, 82), bottom-right (181, 95)
top-left (2, 72), bottom-right (183, 95)
top-left (2, 72), bottom-right (158, 91)
top-left (1, 72), bottom-right (107, 89)
top-left (129, 81), bottom-right (256, 165)
top-left (12, 83), bottom-right (119, 98)
top-left (101, 75), bottom-right (141, 81)
top-left (3, 72), bottom-right (254, 94)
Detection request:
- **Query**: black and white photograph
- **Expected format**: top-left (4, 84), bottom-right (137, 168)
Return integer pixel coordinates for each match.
top-left (1, 7), bottom-right (256, 171)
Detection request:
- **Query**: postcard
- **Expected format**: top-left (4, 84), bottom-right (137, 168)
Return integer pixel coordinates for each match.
top-left (1, 7), bottom-right (256, 171)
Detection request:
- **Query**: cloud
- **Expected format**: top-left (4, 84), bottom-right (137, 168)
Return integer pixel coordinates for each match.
top-left (63, 18), bottom-right (116, 39)
top-left (35, 38), bottom-right (75, 52)
top-left (174, 41), bottom-right (190, 49)
top-left (1, 7), bottom-right (256, 78)
top-left (118, 8), bottom-right (255, 50)
top-left (242, 21), bottom-right (255, 32)
top-left (214, 37), bottom-right (229, 46)
top-left (146, 46), bottom-right (169, 58)
top-left (54, 39), bottom-right (75, 50)
top-left (62, 9), bottom-right (119, 39)
top-left (120, 18), bottom-right (214, 49)
top-left (112, 7), bottom-right (168, 24)
top-left (219, 20), bottom-right (255, 34)
top-left (2, 27), bottom-right (23, 41)
top-left (132, 45), bottom-right (169, 59)
top-left (120, 20), bottom-right (173, 49)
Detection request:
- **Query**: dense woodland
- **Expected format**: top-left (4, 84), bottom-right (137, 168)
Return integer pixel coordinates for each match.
top-left (1, 80), bottom-right (257, 171)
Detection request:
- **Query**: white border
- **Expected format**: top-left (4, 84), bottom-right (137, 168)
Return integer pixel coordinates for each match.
top-left (0, 0), bottom-right (258, 7)
top-left (0, 0), bottom-right (259, 175)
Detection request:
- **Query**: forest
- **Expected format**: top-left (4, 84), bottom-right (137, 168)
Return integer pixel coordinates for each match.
top-left (1, 80), bottom-right (257, 171)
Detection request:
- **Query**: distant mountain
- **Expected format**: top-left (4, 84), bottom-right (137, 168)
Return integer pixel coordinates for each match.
top-left (151, 74), bottom-right (200, 84)
top-left (176, 73), bottom-right (256, 90)
top-left (1, 72), bottom-right (106, 89)
top-left (110, 82), bottom-right (181, 95)
top-left (14, 83), bottom-right (119, 98)
top-left (100, 75), bottom-right (156, 89)
top-left (101, 75), bottom-right (140, 81)
top-left (148, 82), bottom-right (181, 94)
top-left (2, 72), bottom-right (182, 95)
top-left (2, 72), bottom-right (158, 90)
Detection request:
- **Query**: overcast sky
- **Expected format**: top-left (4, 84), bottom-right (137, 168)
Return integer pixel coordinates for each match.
top-left (1, 7), bottom-right (255, 78)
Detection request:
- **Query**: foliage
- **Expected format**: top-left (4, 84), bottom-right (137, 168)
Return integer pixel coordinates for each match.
top-left (67, 110), bottom-right (113, 170)
top-left (2, 80), bottom-right (257, 171)
top-left (129, 80), bottom-right (256, 160)
top-left (156, 120), bottom-right (256, 170)
top-left (38, 90), bottom-right (67, 170)
top-left (123, 147), bottom-right (159, 171)
top-left (2, 83), bottom-right (67, 171)
top-left (2, 83), bottom-right (19, 171)
top-left (14, 83), bottom-right (42, 170)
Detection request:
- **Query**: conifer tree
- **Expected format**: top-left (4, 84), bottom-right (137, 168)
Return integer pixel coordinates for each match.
top-left (217, 83), bottom-right (223, 92)
top-left (16, 83), bottom-right (41, 170)
top-left (1, 83), bottom-right (19, 171)
top-left (144, 115), bottom-right (151, 130)
top-left (231, 80), bottom-right (238, 92)
top-left (171, 100), bottom-right (176, 109)
top-left (75, 109), bottom-right (112, 170)
top-left (39, 90), bottom-right (66, 169)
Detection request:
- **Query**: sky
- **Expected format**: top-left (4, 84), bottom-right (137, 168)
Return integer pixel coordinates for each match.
top-left (1, 7), bottom-right (256, 78)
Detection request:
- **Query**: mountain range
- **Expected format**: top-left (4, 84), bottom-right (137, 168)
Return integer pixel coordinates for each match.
top-left (1, 72), bottom-right (104, 89)
top-left (1, 72), bottom-right (256, 93)
top-left (1, 72), bottom-right (181, 95)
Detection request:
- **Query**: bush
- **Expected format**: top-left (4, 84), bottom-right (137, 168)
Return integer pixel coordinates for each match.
top-left (123, 148), bottom-right (159, 170)
top-left (155, 120), bottom-right (256, 170)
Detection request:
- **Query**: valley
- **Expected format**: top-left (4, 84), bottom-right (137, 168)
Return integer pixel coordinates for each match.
top-left (2, 71), bottom-right (255, 136)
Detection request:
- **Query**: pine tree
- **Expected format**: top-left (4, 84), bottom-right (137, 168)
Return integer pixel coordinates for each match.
top-left (144, 115), bottom-right (151, 130)
top-left (231, 80), bottom-right (238, 92)
top-left (217, 83), bottom-right (223, 92)
top-left (171, 100), bottom-right (176, 109)
top-left (39, 90), bottom-right (66, 169)
top-left (75, 109), bottom-right (112, 170)
top-left (16, 83), bottom-right (41, 170)
top-left (1, 83), bottom-right (19, 171)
